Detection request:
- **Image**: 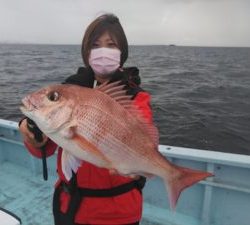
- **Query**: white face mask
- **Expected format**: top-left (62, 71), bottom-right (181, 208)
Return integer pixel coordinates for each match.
top-left (89, 47), bottom-right (121, 77)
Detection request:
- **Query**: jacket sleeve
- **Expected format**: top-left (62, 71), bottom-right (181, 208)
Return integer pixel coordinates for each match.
top-left (24, 139), bottom-right (58, 158)
top-left (133, 91), bottom-right (153, 123)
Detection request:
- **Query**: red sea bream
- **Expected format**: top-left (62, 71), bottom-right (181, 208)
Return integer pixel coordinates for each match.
top-left (20, 82), bottom-right (212, 209)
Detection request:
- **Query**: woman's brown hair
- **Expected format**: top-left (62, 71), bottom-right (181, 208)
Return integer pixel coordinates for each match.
top-left (81, 14), bottom-right (128, 67)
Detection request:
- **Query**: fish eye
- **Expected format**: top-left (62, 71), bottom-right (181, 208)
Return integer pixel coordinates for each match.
top-left (47, 91), bottom-right (60, 101)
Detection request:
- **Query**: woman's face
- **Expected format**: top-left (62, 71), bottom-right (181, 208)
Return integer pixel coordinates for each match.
top-left (92, 32), bottom-right (118, 49)
top-left (88, 31), bottom-right (121, 82)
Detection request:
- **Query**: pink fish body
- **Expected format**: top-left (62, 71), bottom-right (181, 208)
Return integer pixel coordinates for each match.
top-left (20, 82), bottom-right (212, 209)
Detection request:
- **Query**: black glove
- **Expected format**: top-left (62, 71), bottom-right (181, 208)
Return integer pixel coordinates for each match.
top-left (26, 118), bottom-right (48, 181)
top-left (26, 118), bottom-right (44, 143)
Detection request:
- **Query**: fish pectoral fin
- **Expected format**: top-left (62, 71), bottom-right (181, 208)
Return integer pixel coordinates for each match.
top-left (61, 150), bottom-right (82, 181)
top-left (73, 134), bottom-right (111, 167)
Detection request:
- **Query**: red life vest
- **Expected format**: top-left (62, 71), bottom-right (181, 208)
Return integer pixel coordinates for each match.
top-left (23, 67), bottom-right (153, 224)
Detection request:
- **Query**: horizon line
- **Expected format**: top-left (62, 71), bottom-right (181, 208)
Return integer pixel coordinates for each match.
top-left (0, 42), bottom-right (249, 48)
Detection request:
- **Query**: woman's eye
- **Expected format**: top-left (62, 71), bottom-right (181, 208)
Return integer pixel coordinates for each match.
top-left (48, 91), bottom-right (60, 101)
top-left (92, 43), bottom-right (99, 48)
top-left (108, 42), bottom-right (117, 48)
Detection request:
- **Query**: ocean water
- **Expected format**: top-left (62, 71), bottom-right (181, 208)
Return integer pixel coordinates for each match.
top-left (0, 44), bottom-right (250, 155)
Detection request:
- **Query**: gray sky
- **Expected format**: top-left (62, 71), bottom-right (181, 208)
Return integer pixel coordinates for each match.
top-left (0, 0), bottom-right (249, 47)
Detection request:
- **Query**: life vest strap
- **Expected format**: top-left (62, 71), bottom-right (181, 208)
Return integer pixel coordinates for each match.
top-left (60, 176), bottom-right (146, 197)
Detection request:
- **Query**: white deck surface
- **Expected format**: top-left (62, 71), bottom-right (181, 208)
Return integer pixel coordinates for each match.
top-left (0, 161), bottom-right (165, 225)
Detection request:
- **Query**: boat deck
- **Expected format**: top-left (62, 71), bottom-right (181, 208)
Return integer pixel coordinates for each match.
top-left (0, 161), bottom-right (55, 225)
top-left (0, 161), bottom-right (166, 225)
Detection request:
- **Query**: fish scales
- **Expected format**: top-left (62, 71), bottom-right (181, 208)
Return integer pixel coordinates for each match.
top-left (75, 102), bottom-right (152, 159)
top-left (74, 106), bottom-right (149, 173)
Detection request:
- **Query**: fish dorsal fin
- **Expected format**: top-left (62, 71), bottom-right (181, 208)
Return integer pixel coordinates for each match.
top-left (96, 81), bottom-right (132, 106)
top-left (96, 81), bottom-right (124, 93)
top-left (96, 81), bottom-right (159, 147)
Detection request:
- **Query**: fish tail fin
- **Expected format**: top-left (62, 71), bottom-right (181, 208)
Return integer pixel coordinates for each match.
top-left (164, 166), bottom-right (213, 210)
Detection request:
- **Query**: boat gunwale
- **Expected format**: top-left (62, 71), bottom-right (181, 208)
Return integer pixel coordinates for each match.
top-left (160, 145), bottom-right (250, 169)
top-left (1, 118), bottom-right (249, 169)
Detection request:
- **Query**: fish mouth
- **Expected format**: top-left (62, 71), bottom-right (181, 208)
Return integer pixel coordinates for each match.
top-left (20, 97), bottom-right (37, 114)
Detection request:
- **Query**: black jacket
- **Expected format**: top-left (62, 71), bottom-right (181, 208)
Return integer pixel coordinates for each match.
top-left (64, 67), bottom-right (143, 98)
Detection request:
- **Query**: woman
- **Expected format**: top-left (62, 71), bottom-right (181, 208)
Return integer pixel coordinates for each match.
top-left (19, 14), bottom-right (153, 225)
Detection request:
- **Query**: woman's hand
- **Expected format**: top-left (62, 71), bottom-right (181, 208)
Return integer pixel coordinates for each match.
top-left (19, 118), bottom-right (48, 148)
top-left (109, 169), bottom-right (140, 179)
